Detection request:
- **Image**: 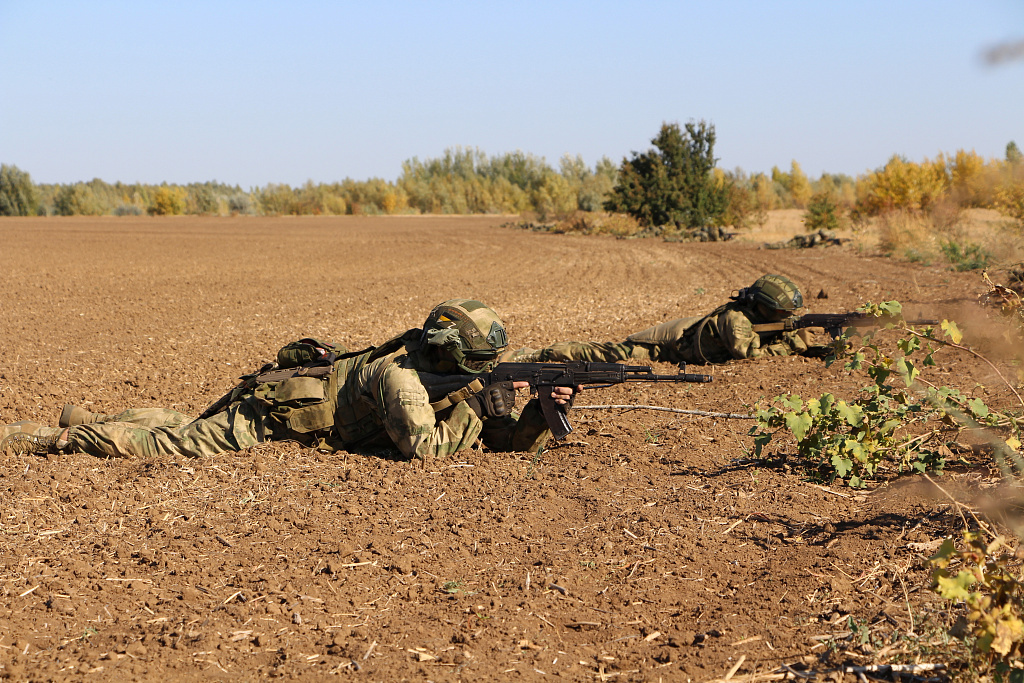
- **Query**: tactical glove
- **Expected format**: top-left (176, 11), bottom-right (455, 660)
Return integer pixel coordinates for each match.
top-left (464, 381), bottom-right (516, 418)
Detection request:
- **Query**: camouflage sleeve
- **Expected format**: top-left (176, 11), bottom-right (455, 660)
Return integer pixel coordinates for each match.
top-left (479, 398), bottom-right (552, 454)
top-left (716, 309), bottom-right (761, 359)
top-left (375, 362), bottom-right (483, 459)
top-left (514, 341), bottom-right (640, 363)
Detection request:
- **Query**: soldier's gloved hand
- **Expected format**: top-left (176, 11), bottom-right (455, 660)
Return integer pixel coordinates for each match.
top-left (465, 381), bottom-right (517, 418)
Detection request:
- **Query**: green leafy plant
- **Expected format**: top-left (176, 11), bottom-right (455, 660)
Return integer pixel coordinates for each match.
top-left (750, 301), bottom-right (1020, 487)
top-left (941, 239), bottom-right (993, 271)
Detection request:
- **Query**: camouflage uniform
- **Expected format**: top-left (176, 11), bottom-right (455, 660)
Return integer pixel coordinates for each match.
top-left (516, 274), bottom-right (812, 365)
top-left (2, 303), bottom-right (552, 460)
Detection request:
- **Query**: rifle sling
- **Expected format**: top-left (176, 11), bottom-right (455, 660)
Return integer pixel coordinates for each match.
top-left (429, 378), bottom-right (486, 412)
top-left (750, 322), bottom-right (789, 333)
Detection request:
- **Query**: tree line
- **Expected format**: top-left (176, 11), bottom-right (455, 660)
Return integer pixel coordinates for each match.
top-left (2, 124), bottom-right (1022, 232)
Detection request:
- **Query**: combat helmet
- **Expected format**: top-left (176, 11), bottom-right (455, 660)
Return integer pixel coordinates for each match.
top-left (420, 299), bottom-right (509, 373)
top-left (736, 274), bottom-right (804, 313)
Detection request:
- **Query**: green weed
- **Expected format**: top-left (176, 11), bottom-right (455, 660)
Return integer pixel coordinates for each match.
top-left (941, 239), bottom-right (992, 271)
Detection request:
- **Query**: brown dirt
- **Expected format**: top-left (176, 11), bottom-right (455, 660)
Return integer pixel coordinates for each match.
top-left (0, 216), bottom-right (1018, 681)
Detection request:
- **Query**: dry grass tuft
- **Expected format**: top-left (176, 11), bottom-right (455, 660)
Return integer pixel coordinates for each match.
top-left (877, 210), bottom-right (942, 264)
top-left (554, 211), bottom-right (643, 237)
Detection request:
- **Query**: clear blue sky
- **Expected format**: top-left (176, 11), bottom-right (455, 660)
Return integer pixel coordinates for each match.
top-left (1, 1), bottom-right (1021, 188)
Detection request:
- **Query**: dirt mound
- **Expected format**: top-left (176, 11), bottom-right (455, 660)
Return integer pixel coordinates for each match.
top-left (0, 216), bottom-right (1012, 680)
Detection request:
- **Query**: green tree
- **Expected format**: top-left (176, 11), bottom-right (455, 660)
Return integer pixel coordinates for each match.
top-left (577, 156), bottom-right (617, 212)
top-left (54, 183), bottom-right (105, 215)
top-left (0, 164), bottom-right (37, 216)
top-left (604, 121), bottom-right (728, 228)
top-left (804, 191), bottom-right (842, 232)
top-left (185, 184), bottom-right (219, 215)
top-left (1007, 140), bottom-right (1022, 165)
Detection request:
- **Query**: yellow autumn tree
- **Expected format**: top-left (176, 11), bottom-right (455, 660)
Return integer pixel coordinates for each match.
top-left (149, 186), bottom-right (187, 215)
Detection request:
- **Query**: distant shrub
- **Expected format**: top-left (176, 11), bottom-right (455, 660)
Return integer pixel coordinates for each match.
top-left (187, 186), bottom-right (219, 215)
top-left (149, 186), bottom-right (187, 215)
top-left (926, 197), bottom-right (966, 234)
top-left (113, 204), bottom-right (145, 216)
top-left (552, 211), bottom-right (642, 237)
top-left (228, 194), bottom-right (256, 215)
top-left (787, 161), bottom-right (812, 208)
top-left (599, 213), bottom-right (643, 237)
top-left (947, 149), bottom-right (993, 207)
top-left (940, 239), bottom-right (992, 271)
top-left (877, 210), bottom-right (937, 262)
top-left (352, 201), bottom-right (382, 215)
top-left (54, 184), bottom-right (105, 216)
top-left (532, 172), bottom-right (577, 220)
top-left (858, 155), bottom-right (948, 215)
top-left (1008, 140), bottom-right (1023, 165)
top-left (803, 192), bottom-right (842, 233)
top-left (717, 171), bottom-right (758, 230)
top-left (323, 194), bottom-right (346, 215)
top-left (574, 156), bottom-right (616, 212)
top-left (0, 164), bottom-right (37, 216)
top-left (770, 161), bottom-right (812, 208)
top-left (257, 184), bottom-right (297, 215)
top-left (995, 182), bottom-right (1024, 229)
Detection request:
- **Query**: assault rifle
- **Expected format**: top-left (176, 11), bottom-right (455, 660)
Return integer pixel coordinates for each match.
top-left (752, 312), bottom-right (940, 339)
top-left (418, 361), bottom-right (713, 440)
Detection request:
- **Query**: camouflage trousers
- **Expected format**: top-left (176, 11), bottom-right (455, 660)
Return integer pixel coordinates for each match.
top-left (2, 405), bottom-right (264, 459)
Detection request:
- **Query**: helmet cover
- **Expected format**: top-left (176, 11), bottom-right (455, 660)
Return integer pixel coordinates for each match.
top-left (746, 274), bottom-right (804, 312)
top-left (421, 299), bottom-right (508, 373)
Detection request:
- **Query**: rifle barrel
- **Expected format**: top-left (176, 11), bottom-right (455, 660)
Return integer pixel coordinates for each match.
top-left (637, 373), bottom-right (713, 383)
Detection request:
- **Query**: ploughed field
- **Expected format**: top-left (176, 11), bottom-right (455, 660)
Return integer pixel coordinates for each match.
top-left (0, 216), bottom-right (1014, 681)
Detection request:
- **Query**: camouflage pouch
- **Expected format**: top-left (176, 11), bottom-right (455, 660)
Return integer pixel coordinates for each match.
top-left (257, 370), bottom-right (338, 438)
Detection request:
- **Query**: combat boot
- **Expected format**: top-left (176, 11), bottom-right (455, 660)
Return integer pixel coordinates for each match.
top-left (0, 432), bottom-right (64, 456)
top-left (58, 404), bottom-right (105, 428)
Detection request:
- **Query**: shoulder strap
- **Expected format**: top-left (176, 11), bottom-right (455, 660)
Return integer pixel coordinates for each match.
top-left (429, 378), bottom-right (487, 412)
top-left (366, 329), bottom-right (419, 362)
top-left (749, 322), bottom-right (787, 334)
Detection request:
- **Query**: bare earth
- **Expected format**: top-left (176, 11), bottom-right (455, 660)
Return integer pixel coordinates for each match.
top-left (0, 216), bottom-right (1016, 681)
